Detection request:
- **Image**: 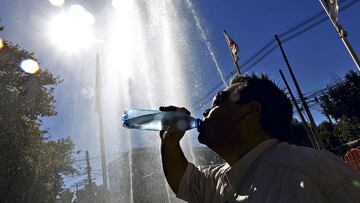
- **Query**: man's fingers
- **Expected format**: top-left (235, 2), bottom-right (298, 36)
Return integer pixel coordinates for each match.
top-left (167, 127), bottom-right (181, 134)
top-left (179, 107), bottom-right (191, 115)
top-left (159, 106), bottom-right (177, 112)
top-left (160, 127), bottom-right (172, 140)
top-left (160, 130), bottom-right (165, 139)
top-left (159, 106), bottom-right (190, 115)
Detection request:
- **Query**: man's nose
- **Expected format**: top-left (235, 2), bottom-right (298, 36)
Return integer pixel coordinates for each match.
top-left (203, 108), bottom-right (211, 117)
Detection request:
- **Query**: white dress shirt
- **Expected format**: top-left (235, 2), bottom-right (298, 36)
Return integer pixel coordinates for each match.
top-left (177, 139), bottom-right (360, 203)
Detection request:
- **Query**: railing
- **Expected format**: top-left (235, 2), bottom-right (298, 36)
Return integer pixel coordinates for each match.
top-left (343, 147), bottom-right (360, 173)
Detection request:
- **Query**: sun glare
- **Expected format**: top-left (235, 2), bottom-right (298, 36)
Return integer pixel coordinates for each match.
top-left (48, 4), bottom-right (94, 52)
top-left (107, 0), bottom-right (137, 79)
top-left (112, 0), bottom-right (121, 9)
top-left (20, 59), bottom-right (40, 74)
top-left (0, 38), bottom-right (4, 50)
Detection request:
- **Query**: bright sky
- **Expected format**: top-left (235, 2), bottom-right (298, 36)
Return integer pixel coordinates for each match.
top-left (1, 0), bottom-right (359, 186)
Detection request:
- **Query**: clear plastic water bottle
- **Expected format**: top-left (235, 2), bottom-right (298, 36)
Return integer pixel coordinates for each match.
top-left (122, 108), bottom-right (202, 132)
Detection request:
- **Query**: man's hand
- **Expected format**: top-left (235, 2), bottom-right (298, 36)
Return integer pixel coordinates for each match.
top-left (159, 105), bottom-right (190, 194)
top-left (159, 105), bottom-right (191, 143)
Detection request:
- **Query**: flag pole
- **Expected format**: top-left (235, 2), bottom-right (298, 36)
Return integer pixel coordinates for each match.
top-left (275, 35), bottom-right (325, 150)
top-left (234, 61), bottom-right (241, 76)
top-left (337, 26), bottom-right (360, 71)
top-left (318, 0), bottom-right (360, 71)
top-left (223, 30), bottom-right (241, 75)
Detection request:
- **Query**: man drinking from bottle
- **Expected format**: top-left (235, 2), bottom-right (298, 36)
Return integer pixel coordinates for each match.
top-left (159, 74), bottom-right (360, 203)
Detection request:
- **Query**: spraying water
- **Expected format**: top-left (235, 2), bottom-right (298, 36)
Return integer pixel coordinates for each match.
top-left (101, 0), bottom-right (202, 202)
top-left (184, 0), bottom-right (227, 87)
top-left (87, 0), bottom-right (227, 202)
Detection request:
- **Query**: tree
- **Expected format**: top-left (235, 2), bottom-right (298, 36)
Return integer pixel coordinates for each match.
top-left (0, 39), bottom-right (77, 202)
top-left (58, 188), bottom-right (74, 203)
top-left (320, 71), bottom-right (360, 120)
top-left (317, 118), bottom-right (360, 156)
top-left (318, 121), bottom-right (343, 154)
top-left (335, 116), bottom-right (360, 144)
top-left (318, 71), bottom-right (360, 145)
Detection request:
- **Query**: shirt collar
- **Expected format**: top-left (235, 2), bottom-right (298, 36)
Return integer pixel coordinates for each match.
top-left (223, 138), bottom-right (279, 191)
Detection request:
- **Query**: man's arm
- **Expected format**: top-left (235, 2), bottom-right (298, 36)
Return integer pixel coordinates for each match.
top-left (161, 131), bottom-right (188, 193)
top-left (159, 106), bottom-right (190, 194)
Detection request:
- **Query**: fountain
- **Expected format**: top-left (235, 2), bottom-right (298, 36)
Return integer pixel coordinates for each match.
top-left (97, 0), bottom-right (224, 202)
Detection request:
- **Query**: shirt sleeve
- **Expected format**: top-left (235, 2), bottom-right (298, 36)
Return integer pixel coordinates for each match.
top-left (329, 175), bottom-right (360, 203)
top-left (176, 162), bottom-right (221, 202)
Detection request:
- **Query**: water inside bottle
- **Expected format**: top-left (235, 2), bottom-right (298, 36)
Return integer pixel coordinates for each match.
top-left (122, 109), bottom-right (200, 131)
top-left (122, 109), bottom-right (160, 121)
top-left (123, 113), bottom-right (164, 131)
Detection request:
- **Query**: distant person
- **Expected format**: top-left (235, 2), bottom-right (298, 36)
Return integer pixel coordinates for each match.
top-left (159, 73), bottom-right (360, 203)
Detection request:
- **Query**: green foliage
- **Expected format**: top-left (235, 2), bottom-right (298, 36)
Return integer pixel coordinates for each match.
top-left (59, 188), bottom-right (74, 203)
top-left (74, 184), bottom-right (108, 203)
top-left (318, 121), bottom-right (342, 151)
top-left (335, 116), bottom-right (360, 143)
top-left (318, 70), bottom-right (360, 146)
top-left (0, 40), bottom-right (76, 202)
top-left (320, 71), bottom-right (360, 120)
top-left (317, 118), bottom-right (360, 155)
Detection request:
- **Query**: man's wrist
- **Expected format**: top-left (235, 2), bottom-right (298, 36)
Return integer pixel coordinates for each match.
top-left (162, 137), bottom-right (181, 147)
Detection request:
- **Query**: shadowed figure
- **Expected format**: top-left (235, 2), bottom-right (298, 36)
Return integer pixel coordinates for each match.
top-left (159, 73), bottom-right (360, 203)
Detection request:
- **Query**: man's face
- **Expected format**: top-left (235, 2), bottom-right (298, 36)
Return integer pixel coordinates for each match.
top-left (198, 83), bottom-right (250, 151)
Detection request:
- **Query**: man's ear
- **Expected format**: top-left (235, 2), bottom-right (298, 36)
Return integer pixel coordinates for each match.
top-left (245, 101), bottom-right (262, 118)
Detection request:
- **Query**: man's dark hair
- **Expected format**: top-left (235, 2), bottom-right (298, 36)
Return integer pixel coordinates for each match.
top-left (229, 73), bottom-right (293, 142)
